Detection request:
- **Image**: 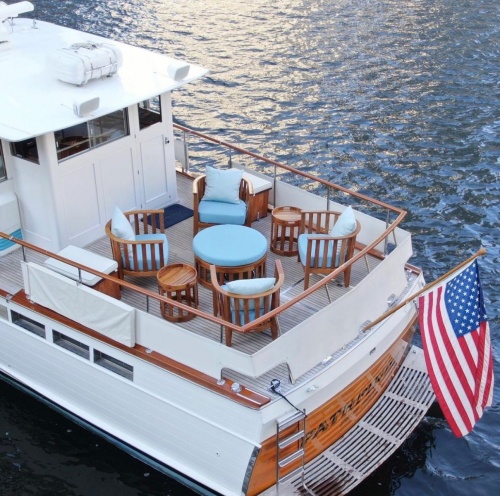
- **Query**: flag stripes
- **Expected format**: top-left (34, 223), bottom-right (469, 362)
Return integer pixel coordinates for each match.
top-left (419, 260), bottom-right (493, 437)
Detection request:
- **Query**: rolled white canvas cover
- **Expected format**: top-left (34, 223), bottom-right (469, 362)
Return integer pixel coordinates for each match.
top-left (22, 262), bottom-right (135, 347)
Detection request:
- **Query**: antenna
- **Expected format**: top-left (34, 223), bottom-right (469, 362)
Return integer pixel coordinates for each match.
top-left (0, 1), bottom-right (34, 41)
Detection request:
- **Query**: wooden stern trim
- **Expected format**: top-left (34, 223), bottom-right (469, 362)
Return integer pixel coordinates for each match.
top-left (246, 321), bottom-right (417, 495)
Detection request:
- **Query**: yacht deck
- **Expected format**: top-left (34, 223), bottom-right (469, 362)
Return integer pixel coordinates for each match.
top-left (0, 172), bottom-right (382, 394)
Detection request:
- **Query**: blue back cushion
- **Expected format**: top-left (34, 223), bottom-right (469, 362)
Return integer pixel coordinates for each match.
top-left (111, 207), bottom-right (135, 241)
top-left (330, 206), bottom-right (357, 236)
top-left (203, 166), bottom-right (243, 204)
top-left (225, 278), bottom-right (276, 294)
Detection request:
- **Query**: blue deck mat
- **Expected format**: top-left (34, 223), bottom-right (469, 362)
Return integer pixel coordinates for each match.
top-left (145, 204), bottom-right (193, 229)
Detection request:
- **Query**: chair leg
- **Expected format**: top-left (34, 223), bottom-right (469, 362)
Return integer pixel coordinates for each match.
top-left (344, 266), bottom-right (352, 287)
top-left (271, 318), bottom-right (280, 340)
top-left (303, 268), bottom-right (310, 290)
top-left (225, 328), bottom-right (233, 347)
top-left (212, 290), bottom-right (219, 317)
top-left (364, 254), bottom-right (371, 273)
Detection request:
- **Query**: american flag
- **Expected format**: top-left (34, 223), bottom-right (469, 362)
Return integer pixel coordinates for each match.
top-left (419, 259), bottom-right (494, 437)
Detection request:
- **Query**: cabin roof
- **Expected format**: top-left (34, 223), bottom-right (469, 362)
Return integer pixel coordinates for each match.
top-left (0, 17), bottom-right (208, 141)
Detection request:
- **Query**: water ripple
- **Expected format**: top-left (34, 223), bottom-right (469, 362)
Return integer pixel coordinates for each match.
top-left (11, 1), bottom-right (500, 495)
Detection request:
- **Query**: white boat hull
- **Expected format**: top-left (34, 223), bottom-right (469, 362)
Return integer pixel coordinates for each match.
top-left (0, 266), bottom-right (428, 496)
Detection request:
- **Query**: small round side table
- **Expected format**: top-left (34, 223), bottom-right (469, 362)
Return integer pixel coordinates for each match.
top-left (270, 206), bottom-right (302, 256)
top-left (157, 263), bottom-right (198, 322)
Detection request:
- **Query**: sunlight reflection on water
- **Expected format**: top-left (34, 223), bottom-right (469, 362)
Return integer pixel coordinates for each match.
top-left (3, 1), bottom-right (499, 495)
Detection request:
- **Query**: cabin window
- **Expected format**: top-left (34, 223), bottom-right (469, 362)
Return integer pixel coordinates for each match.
top-left (10, 138), bottom-right (39, 164)
top-left (53, 331), bottom-right (90, 359)
top-left (138, 96), bottom-right (162, 129)
top-left (94, 350), bottom-right (133, 380)
top-left (10, 311), bottom-right (46, 338)
top-left (55, 109), bottom-right (129, 161)
top-left (0, 144), bottom-right (6, 181)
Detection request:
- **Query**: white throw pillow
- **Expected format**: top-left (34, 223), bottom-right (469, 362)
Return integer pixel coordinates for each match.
top-left (203, 166), bottom-right (243, 204)
top-left (226, 277), bottom-right (276, 294)
top-left (111, 207), bottom-right (135, 241)
top-left (330, 206), bottom-right (357, 237)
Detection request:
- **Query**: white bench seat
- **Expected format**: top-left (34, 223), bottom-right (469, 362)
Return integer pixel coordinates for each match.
top-left (44, 245), bottom-right (119, 298)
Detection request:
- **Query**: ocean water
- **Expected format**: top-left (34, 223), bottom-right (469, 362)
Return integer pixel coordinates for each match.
top-left (1, 0), bottom-right (499, 495)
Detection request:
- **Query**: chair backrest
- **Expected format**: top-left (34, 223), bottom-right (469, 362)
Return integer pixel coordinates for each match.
top-left (298, 210), bottom-right (361, 288)
top-left (210, 260), bottom-right (284, 346)
top-left (300, 210), bottom-right (338, 235)
top-left (105, 209), bottom-right (167, 279)
top-left (192, 174), bottom-right (254, 234)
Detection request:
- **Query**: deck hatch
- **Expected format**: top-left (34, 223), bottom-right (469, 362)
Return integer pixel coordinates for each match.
top-left (94, 350), bottom-right (133, 380)
top-left (10, 311), bottom-right (46, 338)
top-left (53, 331), bottom-right (90, 359)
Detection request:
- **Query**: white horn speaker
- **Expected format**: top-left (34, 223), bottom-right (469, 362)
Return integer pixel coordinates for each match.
top-left (73, 96), bottom-right (100, 117)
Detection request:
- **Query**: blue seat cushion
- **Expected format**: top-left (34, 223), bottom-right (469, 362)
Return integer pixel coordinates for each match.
top-left (298, 234), bottom-right (342, 268)
top-left (124, 233), bottom-right (168, 271)
top-left (198, 199), bottom-right (246, 225)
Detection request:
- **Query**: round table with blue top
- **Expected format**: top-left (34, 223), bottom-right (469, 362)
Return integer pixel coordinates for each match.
top-left (192, 224), bottom-right (268, 291)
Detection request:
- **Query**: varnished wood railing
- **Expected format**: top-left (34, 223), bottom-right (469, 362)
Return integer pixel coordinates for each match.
top-left (174, 122), bottom-right (406, 215)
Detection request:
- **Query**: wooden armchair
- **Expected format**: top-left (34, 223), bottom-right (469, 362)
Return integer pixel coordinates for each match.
top-left (210, 260), bottom-right (285, 347)
top-left (105, 209), bottom-right (168, 280)
top-left (298, 209), bottom-right (361, 290)
top-left (193, 174), bottom-right (254, 235)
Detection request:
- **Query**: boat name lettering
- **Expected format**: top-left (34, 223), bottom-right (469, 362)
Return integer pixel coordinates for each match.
top-left (305, 357), bottom-right (396, 443)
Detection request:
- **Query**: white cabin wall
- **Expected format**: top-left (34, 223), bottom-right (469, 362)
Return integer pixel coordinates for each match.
top-left (0, 177), bottom-right (22, 256)
top-left (0, 140), bottom-right (13, 178)
top-left (7, 94), bottom-right (179, 251)
top-left (11, 134), bottom-right (62, 250)
top-left (97, 141), bottom-right (139, 218)
top-left (56, 134), bottom-right (140, 248)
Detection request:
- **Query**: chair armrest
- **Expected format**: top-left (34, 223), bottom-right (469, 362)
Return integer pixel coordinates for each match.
top-left (241, 177), bottom-right (254, 197)
top-left (193, 174), bottom-right (206, 195)
top-left (120, 237), bottom-right (166, 245)
top-left (274, 259), bottom-right (285, 287)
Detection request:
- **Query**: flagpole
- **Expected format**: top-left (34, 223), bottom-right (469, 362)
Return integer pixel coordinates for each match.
top-left (363, 247), bottom-right (487, 332)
